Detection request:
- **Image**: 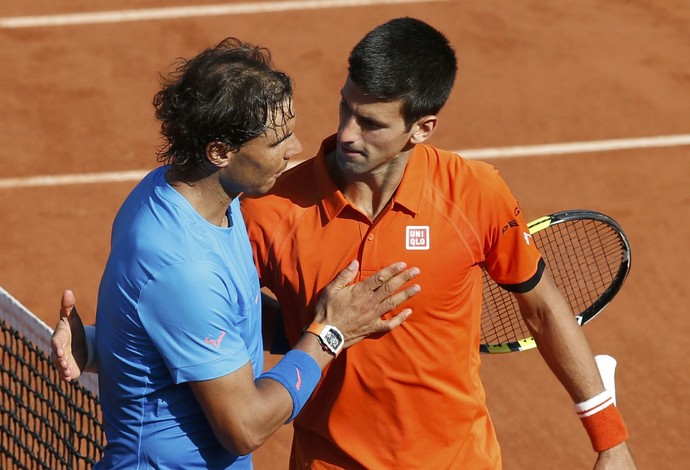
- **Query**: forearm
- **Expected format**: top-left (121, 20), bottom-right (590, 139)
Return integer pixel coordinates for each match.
top-left (516, 273), bottom-right (631, 458)
top-left (192, 364), bottom-right (291, 455)
top-left (525, 305), bottom-right (603, 402)
top-left (516, 271), bottom-right (604, 400)
top-left (195, 332), bottom-right (332, 455)
top-left (525, 309), bottom-right (630, 455)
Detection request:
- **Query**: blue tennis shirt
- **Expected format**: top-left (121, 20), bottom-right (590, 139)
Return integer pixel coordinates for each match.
top-left (95, 167), bottom-right (263, 469)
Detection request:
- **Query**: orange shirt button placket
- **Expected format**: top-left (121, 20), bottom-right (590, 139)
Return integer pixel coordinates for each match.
top-left (360, 232), bottom-right (377, 276)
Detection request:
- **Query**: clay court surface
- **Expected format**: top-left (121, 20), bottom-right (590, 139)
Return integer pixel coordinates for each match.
top-left (1, 0), bottom-right (689, 468)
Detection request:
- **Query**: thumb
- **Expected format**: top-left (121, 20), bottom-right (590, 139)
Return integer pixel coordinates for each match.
top-left (328, 260), bottom-right (359, 291)
top-left (60, 289), bottom-right (76, 319)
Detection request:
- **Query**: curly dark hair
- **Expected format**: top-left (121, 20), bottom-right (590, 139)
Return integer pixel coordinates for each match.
top-left (348, 17), bottom-right (457, 130)
top-left (153, 37), bottom-right (294, 175)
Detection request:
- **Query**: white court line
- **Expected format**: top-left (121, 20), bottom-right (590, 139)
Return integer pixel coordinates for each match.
top-left (0, 170), bottom-right (152, 189)
top-left (0, 0), bottom-right (442, 28)
top-left (458, 133), bottom-right (690, 159)
top-left (1, 134), bottom-right (688, 189)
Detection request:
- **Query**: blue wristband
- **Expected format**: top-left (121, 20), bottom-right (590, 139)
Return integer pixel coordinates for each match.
top-left (259, 349), bottom-right (321, 422)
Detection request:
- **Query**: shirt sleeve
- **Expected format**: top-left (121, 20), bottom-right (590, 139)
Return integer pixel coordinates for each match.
top-left (138, 261), bottom-right (251, 384)
top-left (479, 167), bottom-right (544, 292)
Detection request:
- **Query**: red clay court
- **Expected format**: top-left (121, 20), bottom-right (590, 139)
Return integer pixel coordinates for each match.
top-left (1, 1), bottom-right (689, 468)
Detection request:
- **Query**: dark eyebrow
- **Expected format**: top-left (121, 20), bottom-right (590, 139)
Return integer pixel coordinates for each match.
top-left (360, 115), bottom-right (385, 129)
top-left (340, 93), bottom-right (387, 129)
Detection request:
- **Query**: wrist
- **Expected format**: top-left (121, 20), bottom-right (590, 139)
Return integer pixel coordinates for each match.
top-left (575, 390), bottom-right (629, 452)
top-left (259, 350), bottom-right (322, 422)
top-left (303, 322), bottom-right (345, 357)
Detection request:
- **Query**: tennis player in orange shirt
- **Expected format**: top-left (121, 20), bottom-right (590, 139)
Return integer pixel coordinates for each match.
top-left (243, 17), bottom-right (635, 469)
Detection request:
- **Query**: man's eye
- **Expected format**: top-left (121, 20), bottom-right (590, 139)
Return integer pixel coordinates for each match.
top-left (361, 120), bottom-right (381, 130)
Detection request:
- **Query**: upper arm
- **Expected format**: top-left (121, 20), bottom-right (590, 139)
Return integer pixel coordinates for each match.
top-left (474, 164), bottom-right (543, 288)
top-left (139, 267), bottom-right (294, 455)
top-left (139, 265), bottom-right (293, 455)
top-left (138, 263), bottom-right (251, 383)
top-left (512, 269), bottom-right (574, 332)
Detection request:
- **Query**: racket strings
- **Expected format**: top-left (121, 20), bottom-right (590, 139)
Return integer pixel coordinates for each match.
top-left (543, 221), bottom-right (622, 315)
top-left (480, 280), bottom-right (524, 345)
top-left (480, 218), bottom-right (626, 349)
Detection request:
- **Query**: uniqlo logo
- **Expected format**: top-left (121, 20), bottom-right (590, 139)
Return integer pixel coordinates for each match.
top-left (406, 226), bottom-right (430, 250)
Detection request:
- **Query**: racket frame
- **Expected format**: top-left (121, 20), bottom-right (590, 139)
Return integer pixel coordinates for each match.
top-left (479, 209), bottom-right (632, 354)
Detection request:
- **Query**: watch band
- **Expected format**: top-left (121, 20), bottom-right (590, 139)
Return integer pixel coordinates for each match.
top-left (305, 322), bottom-right (325, 337)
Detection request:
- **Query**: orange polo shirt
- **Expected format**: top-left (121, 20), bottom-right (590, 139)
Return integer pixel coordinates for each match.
top-left (242, 135), bottom-right (543, 469)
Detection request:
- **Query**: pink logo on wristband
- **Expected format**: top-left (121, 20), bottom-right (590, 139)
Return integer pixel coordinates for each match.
top-left (295, 367), bottom-right (302, 390)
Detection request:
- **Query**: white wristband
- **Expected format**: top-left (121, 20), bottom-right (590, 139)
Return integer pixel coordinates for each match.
top-left (84, 325), bottom-right (97, 371)
top-left (574, 390), bottom-right (614, 418)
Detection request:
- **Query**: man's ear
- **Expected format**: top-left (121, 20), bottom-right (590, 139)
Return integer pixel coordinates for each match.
top-left (410, 115), bottom-right (438, 144)
top-left (205, 141), bottom-right (231, 168)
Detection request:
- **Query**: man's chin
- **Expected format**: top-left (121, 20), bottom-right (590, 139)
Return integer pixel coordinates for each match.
top-left (335, 148), bottom-right (367, 172)
top-left (258, 178), bottom-right (280, 195)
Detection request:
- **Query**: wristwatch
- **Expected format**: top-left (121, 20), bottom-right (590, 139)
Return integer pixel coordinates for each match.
top-left (305, 323), bottom-right (344, 356)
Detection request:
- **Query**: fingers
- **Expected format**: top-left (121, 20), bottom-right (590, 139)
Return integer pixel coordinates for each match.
top-left (378, 308), bottom-right (413, 332)
top-left (357, 262), bottom-right (408, 293)
top-left (55, 290), bottom-right (75, 357)
top-left (52, 318), bottom-right (70, 360)
top-left (366, 264), bottom-right (420, 305)
top-left (329, 262), bottom-right (421, 317)
top-left (51, 320), bottom-right (70, 370)
top-left (54, 358), bottom-right (74, 382)
top-left (312, 261), bottom-right (422, 350)
top-left (374, 280), bottom-right (421, 318)
top-left (358, 265), bottom-right (420, 337)
top-left (53, 289), bottom-right (81, 382)
top-left (51, 339), bottom-right (75, 381)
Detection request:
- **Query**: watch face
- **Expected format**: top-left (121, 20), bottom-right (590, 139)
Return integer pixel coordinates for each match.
top-left (322, 328), bottom-right (343, 354)
top-left (324, 328), bottom-right (343, 350)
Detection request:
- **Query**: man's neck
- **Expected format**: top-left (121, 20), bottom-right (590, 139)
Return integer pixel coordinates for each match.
top-left (166, 169), bottom-right (232, 227)
top-left (328, 150), bottom-right (410, 221)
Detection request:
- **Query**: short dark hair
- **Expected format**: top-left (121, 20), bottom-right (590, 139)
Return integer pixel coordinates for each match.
top-left (348, 17), bottom-right (457, 129)
top-left (153, 37), bottom-right (294, 174)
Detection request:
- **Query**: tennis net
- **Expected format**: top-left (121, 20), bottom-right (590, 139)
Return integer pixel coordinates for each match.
top-left (0, 285), bottom-right (104, 469)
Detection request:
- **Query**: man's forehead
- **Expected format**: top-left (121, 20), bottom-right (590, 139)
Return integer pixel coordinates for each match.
top-left (264, 108), bottom-right (296, 141)
top-left (268, 95), bottom-right (293, 116)
top-left (264, 98), bottom-right (294, 125)
top-left (341, 79), bottom-right (403, 120)
top-left (341, 77), bottom-right (378, 104)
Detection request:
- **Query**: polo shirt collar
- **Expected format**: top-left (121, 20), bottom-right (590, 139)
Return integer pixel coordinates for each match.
top-left (314, 134), bottom-right (428, 222)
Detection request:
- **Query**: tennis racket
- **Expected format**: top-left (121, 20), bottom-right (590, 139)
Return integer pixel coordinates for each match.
top-left (480, 210), bottom-right (631, 354)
